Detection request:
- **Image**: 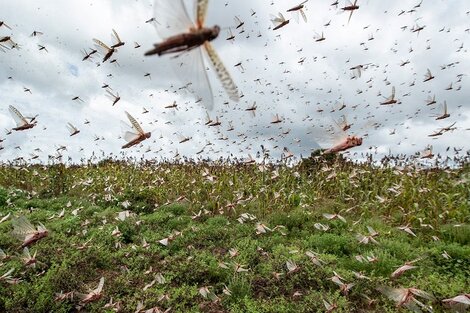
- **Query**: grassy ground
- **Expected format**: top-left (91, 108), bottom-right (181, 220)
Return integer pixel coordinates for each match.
top-left (0, 158), bottom-right (469, 312)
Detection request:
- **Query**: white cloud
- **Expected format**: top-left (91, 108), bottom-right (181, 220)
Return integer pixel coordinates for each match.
top-left (0, 0), bottom-right (469, 163)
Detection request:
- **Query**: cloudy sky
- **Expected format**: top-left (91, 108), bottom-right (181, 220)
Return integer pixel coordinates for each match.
top-left (0, 0), bottom-right (469, 163)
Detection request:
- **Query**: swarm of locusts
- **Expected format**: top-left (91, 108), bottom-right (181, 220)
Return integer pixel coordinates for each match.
top-left (0, 0), bottom-right (469, 311)
top-left (0, 152), bottom-right (469, 312)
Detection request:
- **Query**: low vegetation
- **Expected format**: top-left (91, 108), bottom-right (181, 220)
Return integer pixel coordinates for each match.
top-left (0, 156), bottom-right (468, 312)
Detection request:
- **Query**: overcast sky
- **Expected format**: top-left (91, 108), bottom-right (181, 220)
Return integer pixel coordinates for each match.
top-left (0, 0), bottom-right (469, 164)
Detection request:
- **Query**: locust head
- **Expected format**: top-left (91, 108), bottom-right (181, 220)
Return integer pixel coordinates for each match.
top-left (210, 25), bottom-right (220, 40)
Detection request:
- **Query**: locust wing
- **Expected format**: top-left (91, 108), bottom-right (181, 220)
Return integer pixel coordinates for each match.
top-left (93, 277), bottom-right (105, 294)
top-left (173, 47), bottom-right (215, 110)
top-left (378, 286), bottom-right (408, 303)
top-left (153, 0), bottom-right (194, 39)
top-left (11, 216), bottom-right (37, 238)
top-left (311, 121), bottom-right (345, 150)
top-left (9, 105), bottom-right (28, 127)
top-left (0, 212), bottom-right (10, 224)
top-left (66, 123), bottom-right (78, 135)
top-left (271, 13), bottom-right (287, 29)
top-left (125, 111), bottom-right (145, 135)
top-left (196, 0), bottom-right (209, 28)
top-left (93, 38), bottom-right (112, 54)
top-left (121, 122), bottom-right (140, 143)
top-left (203, 41), bottom-right (240, 103)
top-left (300, 10), bottom-right (307, 23)
top-left (385, 86), bottom-right (396, 101)
top-left (111, 29), bottom-right (122, 46)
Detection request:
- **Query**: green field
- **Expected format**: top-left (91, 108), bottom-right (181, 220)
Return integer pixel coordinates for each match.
top-left (0, 157), bottom-right (469, 312)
